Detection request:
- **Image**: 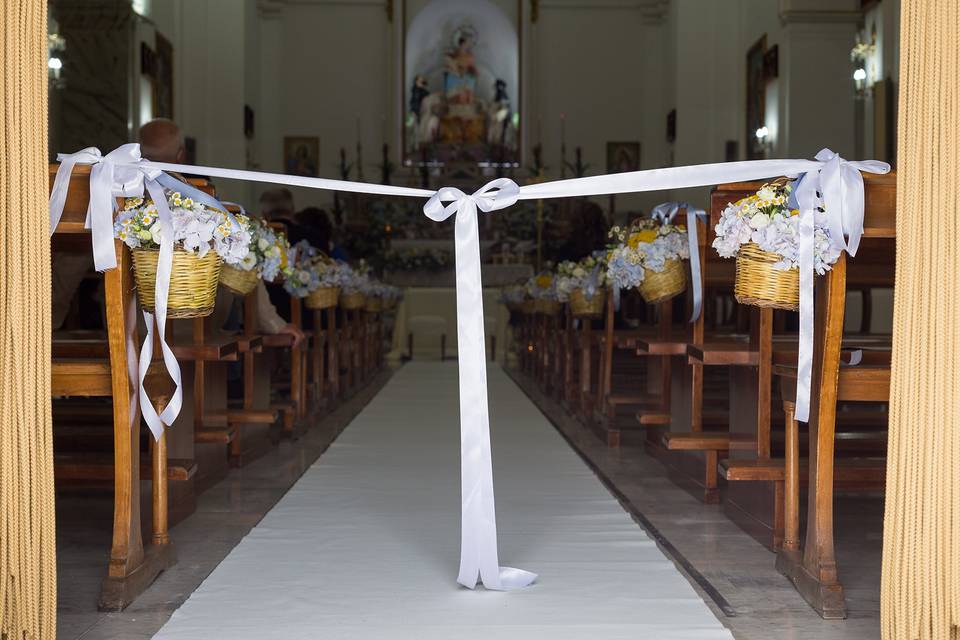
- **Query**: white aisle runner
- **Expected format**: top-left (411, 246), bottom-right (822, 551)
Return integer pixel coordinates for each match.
top-left (153, 363), bottom-right (734, 640)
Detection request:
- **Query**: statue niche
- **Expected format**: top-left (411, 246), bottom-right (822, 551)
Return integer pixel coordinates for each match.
top-left (404, 0), bottom-right (519, 165)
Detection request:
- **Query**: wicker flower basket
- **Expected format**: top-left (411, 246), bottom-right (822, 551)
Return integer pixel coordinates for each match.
top-left (569, 288), bottom-right (607, 317)
top-left (219, 264), bottom-right (259, 296)
top-left (305, 286), bottom-right (340, 310)
top-left (340, 291), bottom-right (366, 310)
top-left (734, 242), bottom-right (800, 310)
top-left (364, 296), bottom-right (383, 313)
top-left (132, 248), bottom-right (222, 318)
top-left (520, 299), bottom-right (536, 314)
top-left (638, 258), bottom-right (687, 304)
top-left (535, 299), bottom-right (562, 315)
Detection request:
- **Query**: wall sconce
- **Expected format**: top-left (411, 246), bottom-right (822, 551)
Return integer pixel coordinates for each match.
top-left (755, 126), bottom-right (772, 154)
top-left (850, 25), bottom-right (877, 98)
top-left (47, 31), bottom-right (66, 88)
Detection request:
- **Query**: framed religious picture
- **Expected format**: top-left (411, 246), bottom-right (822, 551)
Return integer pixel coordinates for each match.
top-left (746, 35), bottom-right (767, 160)
top-left (606, 142), bottom-right (640, 174)
top-left (284, 136), bottom-right (319, 177)
top-left (154, 33), bottom-right (174, 119)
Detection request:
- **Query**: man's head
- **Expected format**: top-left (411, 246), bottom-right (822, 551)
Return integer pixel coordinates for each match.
top-left (138, 118), bottom-right (185, 163)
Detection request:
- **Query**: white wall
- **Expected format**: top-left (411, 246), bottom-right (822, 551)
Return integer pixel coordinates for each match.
top-left (125, 0), bottom-right (899, 216)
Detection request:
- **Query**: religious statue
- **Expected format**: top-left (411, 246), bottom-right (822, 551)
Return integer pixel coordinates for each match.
top-left (438, 25), bottom-right (485, 146)
top-left (486, 78), bottom-right (514, 149)
top-left (443, 27), bottom-right (479, 108)
top-left (409, 75), bottom-right (430, 123)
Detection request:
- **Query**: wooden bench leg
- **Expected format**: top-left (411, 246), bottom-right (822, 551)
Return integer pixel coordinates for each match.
top-left (782, 400), bottom-right (800, 552)
top-left (327, 307), bottom-right (339, 399)
top-left (151, 432), bottom-right (169, 546)
top-left (704, 449), bottom-right (720, 504)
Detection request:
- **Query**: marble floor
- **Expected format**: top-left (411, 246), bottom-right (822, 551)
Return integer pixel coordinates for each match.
top-left (55, 364), bottom-right (882, 640)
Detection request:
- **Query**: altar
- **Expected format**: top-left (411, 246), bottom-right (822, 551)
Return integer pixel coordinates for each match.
top-left (389, 287), bottom-right (512, 362)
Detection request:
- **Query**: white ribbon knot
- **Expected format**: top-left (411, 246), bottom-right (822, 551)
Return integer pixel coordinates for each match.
top-left (650, 201), bottom-right (709, 322)
top-left (422, 178), bottom-right (536, 592)
top-left (423, 178), bottom-right (521, 221)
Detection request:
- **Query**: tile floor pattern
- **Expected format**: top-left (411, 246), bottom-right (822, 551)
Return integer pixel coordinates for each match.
top-left (55, 364), bottom-right (882, 640)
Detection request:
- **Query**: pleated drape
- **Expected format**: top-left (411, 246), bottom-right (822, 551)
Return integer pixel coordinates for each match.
top-left (881, 2), bottom-right (960, 639)
top-left (0, 1), bottom-right (57, 639)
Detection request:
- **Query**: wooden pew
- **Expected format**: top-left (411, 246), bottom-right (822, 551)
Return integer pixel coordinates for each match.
top-left (49, 164), bottom-right (177, 610)
top-left (172, 185), bottom-right (269, 473)
top-left (771, 172), bottom-right (895, 618)
top-left (591, 293), bottom-right (660, 447)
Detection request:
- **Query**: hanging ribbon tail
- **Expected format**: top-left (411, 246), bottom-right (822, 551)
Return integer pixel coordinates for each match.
top-left (684, 206), bottom-right (707, 323)
top-left (425, 181), bottom-right (535, 591)
top-left (792, 173), bottom-right (819, 423)
top-left (138, 178), bottom-right (185, 439)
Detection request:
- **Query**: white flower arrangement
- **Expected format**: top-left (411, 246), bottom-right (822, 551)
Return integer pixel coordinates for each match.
top-left (114, 192), bottom-right (252, 266)
top-left (500, 284), bottom-right (527, 305)
top-left (711, 181), bottom-right (841, 274)
top-left (317, 259), bottom-right (355, 290)
top-left (555, 253), bottom-right (607, 302)
top-left (235, 219), bottom-right (291, 282)
top-left (606, 219), bottom-right (689, 290)
top-left (524, 271), bottom-right (559, 301)
top-left (381, 284), bottom-right (403, 304)
top-left (339, 264), bottom-right (369, 295)
top-left (283, 240), bottom-right (322, 297)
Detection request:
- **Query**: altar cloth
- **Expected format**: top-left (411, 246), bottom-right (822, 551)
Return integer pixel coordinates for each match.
top-left (152, 362), bottom-right (734, 640)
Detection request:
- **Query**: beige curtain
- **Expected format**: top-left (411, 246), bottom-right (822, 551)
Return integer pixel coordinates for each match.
top-left (881, 1), bottom-right (960, 639)
top-left (0, 1), bottom-right (57, 639)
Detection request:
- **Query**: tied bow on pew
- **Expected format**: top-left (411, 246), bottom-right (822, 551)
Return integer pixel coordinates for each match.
top-left (649, 201), bottom-right (709, 323)
top-left (49, 143), bottom-right (241, 438)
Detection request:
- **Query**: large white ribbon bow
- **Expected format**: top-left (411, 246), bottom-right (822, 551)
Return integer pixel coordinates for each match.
top-left (788, 149), bottom-right (889, 422)
top-left (423, 179), bottom-right (537, 591)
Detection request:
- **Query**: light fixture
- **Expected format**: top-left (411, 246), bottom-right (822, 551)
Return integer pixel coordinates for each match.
top-left (47, 30), bottom-right (66, 88)
top-left (850, 27), bottom-right (876, 98)
top-left (755, 126), bottom-right (769, 142)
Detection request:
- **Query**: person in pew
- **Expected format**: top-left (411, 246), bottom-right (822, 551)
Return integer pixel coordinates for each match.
top-left (295, 207), bottom-right (349, 262)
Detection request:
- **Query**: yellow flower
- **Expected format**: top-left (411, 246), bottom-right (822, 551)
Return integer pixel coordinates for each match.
top-left (790, 209), bottom-right (800, 216)
top-left (535, 274), bottom-right (553, 288)
top-left (627, 230), bottom-right (658, 248)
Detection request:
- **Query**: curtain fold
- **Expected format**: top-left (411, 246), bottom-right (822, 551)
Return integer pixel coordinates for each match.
top-left (881, 2), bottom-right (960, 639)
top-left (0, 1), bottom-right (57, 639)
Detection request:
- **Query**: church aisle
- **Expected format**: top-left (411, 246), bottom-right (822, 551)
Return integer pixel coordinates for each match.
top-left (153, 362), bottom-right (733, 639)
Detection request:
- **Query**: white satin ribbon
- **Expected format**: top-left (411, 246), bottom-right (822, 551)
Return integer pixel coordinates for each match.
top-left (650, 201), bottom-right (709, 322)
top-left (423, 179), bottom-right (537, 591)
top-left (51, 144), bottom-right (888, 588)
